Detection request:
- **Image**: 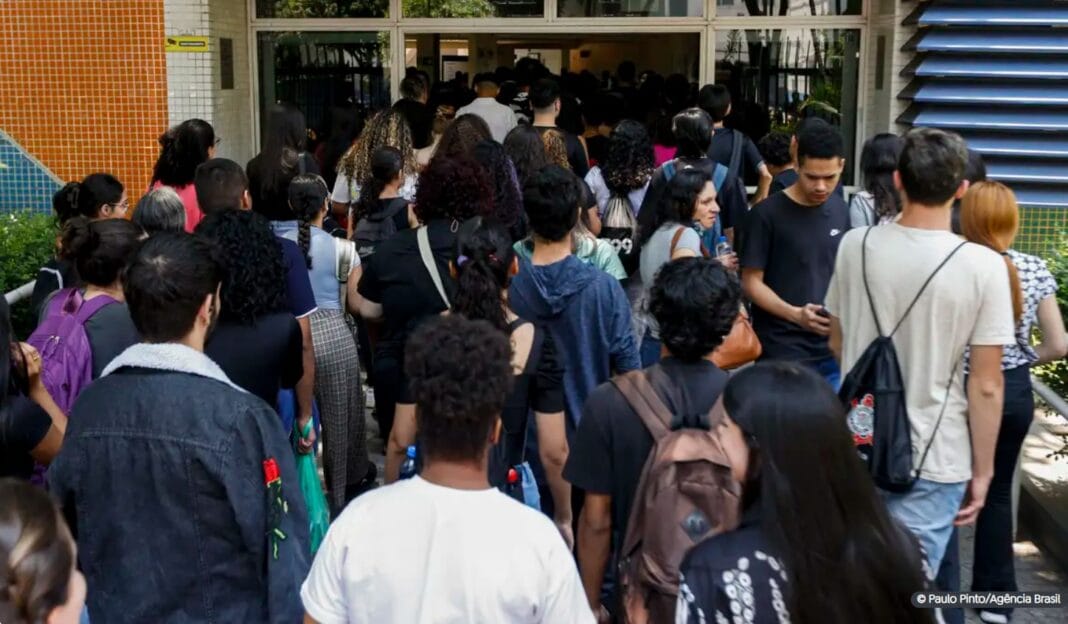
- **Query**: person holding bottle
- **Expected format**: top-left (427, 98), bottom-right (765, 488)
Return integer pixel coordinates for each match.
top-left (635, 168), bottom-right (736, 366)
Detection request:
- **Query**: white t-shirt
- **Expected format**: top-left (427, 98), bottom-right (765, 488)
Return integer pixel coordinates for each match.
top-left (456, 97), bottom-right (519, 143)
top-left (331, 171), bottom-right (418, 205)
top-left (585, 167), bottom-right (649, 218)
top-left (825, 224), bottom-right (1014, 483)
top-left (301, 476), bottom-right (594, 624)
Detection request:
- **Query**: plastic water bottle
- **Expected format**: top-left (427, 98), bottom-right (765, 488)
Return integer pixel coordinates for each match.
top-left (399, 445), bottom-right (418, 480)
top-left (715, 235), bottom-right (733, 259)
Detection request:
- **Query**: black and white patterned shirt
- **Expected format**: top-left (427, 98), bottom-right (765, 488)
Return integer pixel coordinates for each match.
top-left (1004, 249), bottom-right (1058, 369)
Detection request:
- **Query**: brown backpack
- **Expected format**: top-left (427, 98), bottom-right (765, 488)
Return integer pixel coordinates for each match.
top-left (613, 368), bottom-right (743, 624)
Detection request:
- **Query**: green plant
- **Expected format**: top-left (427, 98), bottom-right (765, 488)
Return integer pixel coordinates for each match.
top-left (0, 212), bottom-right (56, 337)
top-left (1034, 231), bottom-right (1068, 397)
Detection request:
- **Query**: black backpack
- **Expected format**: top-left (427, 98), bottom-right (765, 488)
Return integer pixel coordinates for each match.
top-left (839, 227), bottom-right (966, 493)
top-left (352, 197), bottom-right (409, 261)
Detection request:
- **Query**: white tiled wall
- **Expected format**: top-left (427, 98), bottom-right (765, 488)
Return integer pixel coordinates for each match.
top-left (209, 0), bottom-right (253, 166)
top-left (163, 0), bottom-right (253, 167)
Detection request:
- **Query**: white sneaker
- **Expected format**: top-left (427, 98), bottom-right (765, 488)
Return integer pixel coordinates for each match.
top-left (979, 611), bottom-right (1009, 624)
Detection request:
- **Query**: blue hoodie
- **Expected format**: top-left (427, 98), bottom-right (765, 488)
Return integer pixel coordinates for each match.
top-left (509, 255), bottom-right (640, 427)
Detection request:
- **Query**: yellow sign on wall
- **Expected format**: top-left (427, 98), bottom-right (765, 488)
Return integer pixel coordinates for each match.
top-left (165, 36), bottom-right (209, 53)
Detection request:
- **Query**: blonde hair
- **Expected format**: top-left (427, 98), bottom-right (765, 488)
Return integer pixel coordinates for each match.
top-left (338, 109), bottom-right (416, 183)
top-left (960, 180), bottom-right (1023, 322)
top-left (541, 129), bottom-right (571, 171)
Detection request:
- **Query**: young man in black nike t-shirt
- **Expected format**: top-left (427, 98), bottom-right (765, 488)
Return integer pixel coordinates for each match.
top-left (741, 119), bottom-right (850, 389)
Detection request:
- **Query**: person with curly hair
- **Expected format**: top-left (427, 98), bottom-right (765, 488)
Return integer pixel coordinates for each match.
top-left (431, 113), bottom-right (492, 162)
top-left (503, 125), bottom-right (550, 188)
top-left (333, 109), bottom-right (418, 230)
top-left (415, 103), bottom-right (456, 169)
top-left (564, 257), bottom-right (741, 620)
top-left (198, 210), bottom-right (305, 419)
top-left (150, 118), bottom-right (216, 232)
top-left (301, 316), bottom-right (592, 624)
top-left (471, 140), bottom-right (525, 241)
top-left (757, 131), bottom-right (795, 195)
top-left (356, 156), bottom-right (495, 481)
top-left (277, 174), bottom-right (370, 512)
top-left (584, 119), bottom-right (654, 219)
top-left (0, 479), bottom-right (86, 624)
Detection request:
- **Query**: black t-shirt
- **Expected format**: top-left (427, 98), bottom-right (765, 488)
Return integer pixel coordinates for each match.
top-left (564, 359), bottom-right (729, 538)
top-left (534, 126), bottom-right (590, 178)
top-left (206, 312), bottom-right (304, 407)
top-left (393, 99), bottom-right (433, 149)
top-left (740, 191), bottom-right (850, 361)
top-left (31, 258), bottom-right (76, 318)
top-left (769, 168), bottom-right (798, 195)
top-left (707, 127), bottom-right (763, 181)
top-left (0, 395), bottom-right (51, 479)
top-left (357, 219), bottom-right (456, 361)
top-left (246, 153), bottom-right (321, 221)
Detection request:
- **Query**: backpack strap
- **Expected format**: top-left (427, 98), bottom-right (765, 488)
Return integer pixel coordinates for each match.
top-left (613, 370), bottom-right (672, 441)
top-left (728, 130), bottom-right (744, 179)
top-left (888, 241), bottom-right (968, 338)
top-left (417, 226), bottom-right (450, 309)
top-left (663, 159), bottom-right (676, 182)
top-left (73, 292), bottom-right (118, 324)
top-left (712, 162), bottom-right (728, 193)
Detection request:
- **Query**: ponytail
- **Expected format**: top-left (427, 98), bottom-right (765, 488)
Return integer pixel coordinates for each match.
top-left (60, 217), bottom-right (142, 287)
top-left (354, 146), bottom-right (404, 223)
top-left (52, 174), bottom-right (123, 223)
top-left (288, 174), bottom-right (330, 269)
top-left (452, 218), bottom-right (515, 333)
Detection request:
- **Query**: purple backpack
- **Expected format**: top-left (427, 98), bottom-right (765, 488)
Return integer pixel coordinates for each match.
top-left (28, 288), bottom-right (118, 413)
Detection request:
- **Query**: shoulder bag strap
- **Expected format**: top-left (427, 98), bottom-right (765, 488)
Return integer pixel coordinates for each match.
top-left (417, 226), bottom-right (450, 309)
top-left (888, 242), bottom-right (968, 339)
top-left (335, 237), bottom-right (355, 283)
top-left (612, 370), bottom-right (672, 441)
top-left (712, 161), bottom-right (728, 192)
top-left (669, 226), bottom-right (686, 257)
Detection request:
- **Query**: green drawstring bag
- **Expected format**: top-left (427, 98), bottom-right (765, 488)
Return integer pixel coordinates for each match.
top-left (294, 420), bottom-right (330, 555)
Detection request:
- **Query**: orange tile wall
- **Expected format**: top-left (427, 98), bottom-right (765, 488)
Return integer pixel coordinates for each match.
top-left (0, 0), bottom-right (169, 205)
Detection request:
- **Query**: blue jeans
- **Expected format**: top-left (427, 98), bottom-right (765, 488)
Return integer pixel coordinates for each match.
top-left (640, 334), bottom-right (662, 368)
top-left (807, 355), bottom-right (841, 391)
top-left (881, 478), bottom-right (968, 574)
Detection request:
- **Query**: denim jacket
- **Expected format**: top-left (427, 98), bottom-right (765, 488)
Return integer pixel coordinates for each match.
top-left (49, 343), bottom-right (310, 624)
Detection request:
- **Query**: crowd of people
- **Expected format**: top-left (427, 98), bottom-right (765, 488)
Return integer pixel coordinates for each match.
top-left (1, 59), bottom-right (1066, 624)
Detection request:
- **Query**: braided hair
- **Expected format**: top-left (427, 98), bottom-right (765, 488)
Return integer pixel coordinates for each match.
top-left (452, 218), bottom-right (515, 333)
top-left (287, 174), bottom-right (330, 269)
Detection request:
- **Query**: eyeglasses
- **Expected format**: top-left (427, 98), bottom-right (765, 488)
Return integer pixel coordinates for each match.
top-left (108, 200), bottom-right (129, 214)
top-left (214, 137), bottom-right (223, 147)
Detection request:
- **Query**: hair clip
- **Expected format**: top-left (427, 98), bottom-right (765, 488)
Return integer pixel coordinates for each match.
top-left (488, 253), bottom-right (499, 264)
top-left (457, 254), bottom-right (470, 266)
